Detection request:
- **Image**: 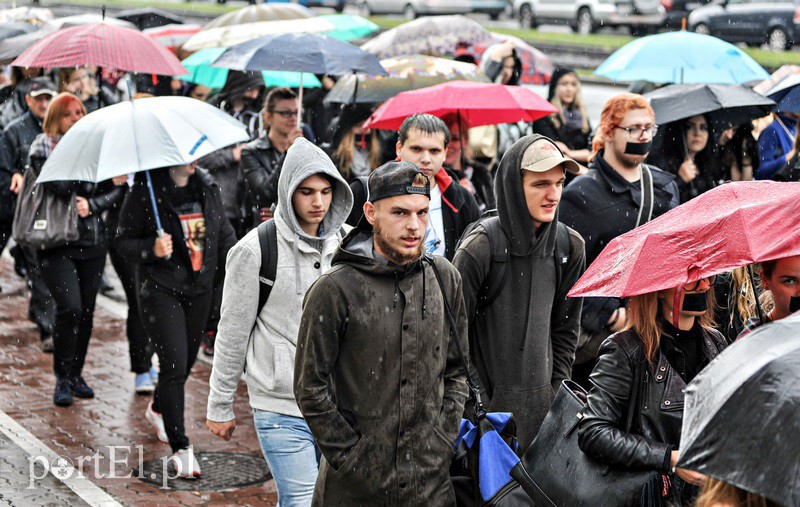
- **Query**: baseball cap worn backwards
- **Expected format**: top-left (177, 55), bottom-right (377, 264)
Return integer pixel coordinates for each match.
top-left (368, 161), bottom-right (430, 203)
top-left (521, 138), bottom-right (581, 175)
top-left (28, 77), bottom-right (57, 98)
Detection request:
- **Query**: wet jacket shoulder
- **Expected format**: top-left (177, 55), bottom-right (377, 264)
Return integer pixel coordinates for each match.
top-left (241, 136), bottom-right (284, 210)
top-left (578, 327), bottom-right (727, 472)
top-left (3, 111), bottom-right (41, 173)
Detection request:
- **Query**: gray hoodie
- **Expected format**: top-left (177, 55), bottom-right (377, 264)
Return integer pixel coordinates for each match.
top-left (207, 138), bottom-right (353, 422)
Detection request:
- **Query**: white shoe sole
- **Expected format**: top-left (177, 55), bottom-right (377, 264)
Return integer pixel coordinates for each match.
top-left (135, 385), bottom-right (155, 394)
top-left (145, 404), bottom-right (169, 443)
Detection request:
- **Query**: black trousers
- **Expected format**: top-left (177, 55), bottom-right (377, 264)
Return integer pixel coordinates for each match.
top-left (21, 245), bottom-right (56, 339)
top-left (139, 282), bottom-right (212, 452)
top-left (109, 247), bottom-right (151, 374)
top-left (39, 252), bottom-right (106, 379)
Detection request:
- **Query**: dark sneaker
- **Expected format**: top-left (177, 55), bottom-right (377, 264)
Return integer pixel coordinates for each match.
top-left (53, 378), bottom-right (73, 407)
top-left (201, 331), bottom-right (215, 357)
top-left (68, 376), bottom-right (94, 399)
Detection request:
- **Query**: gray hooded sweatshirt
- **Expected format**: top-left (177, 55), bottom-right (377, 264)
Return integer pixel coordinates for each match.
top-left (207, 138), bottom-right (353, 422)
top-left (452, 134), bottom-right (586, 451)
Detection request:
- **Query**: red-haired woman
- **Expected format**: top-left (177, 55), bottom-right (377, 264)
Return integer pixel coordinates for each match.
top-left (578, 277), bottom-right (727, 505)
top-left (28, 93), bottom-right (127, 407)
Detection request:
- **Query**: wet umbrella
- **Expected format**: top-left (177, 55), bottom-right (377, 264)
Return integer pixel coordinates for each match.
top-left (458, 33), bottom-right (554, 85)
top-left (568, 181), bottom-right (800, 298)
top-left (595, 30), bottom-right (769, 84)
top-left (763, 73), bottom-right (800, 114)
top-left (116, 7), bottom-right (184, 30)
top-left (144, 23), bottom-right (202, 50)
top-left (360, 15), bottom-right (490, 60)
top-left (203, 3), bottom-right (314, 30)
top-left (182, 17), bottom-right (334, 52)
top-left (644, 83), bottom-right (775, 129)
top-left (363, 80), bottom-right (557, 131)
top-left (0, 6), bottom-right (53, 26)
top-left (318, 14), bottom-right (379, 42)
top-left (0, 21), bottom-right (35, 42)
top-left (678, 312), bottom-right (800, 506)
top-left (324, 55), bottom-right (489, 105)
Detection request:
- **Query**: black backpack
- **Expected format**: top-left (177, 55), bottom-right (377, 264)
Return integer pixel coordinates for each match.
top-left (457, 209), bottom-right (572, 309)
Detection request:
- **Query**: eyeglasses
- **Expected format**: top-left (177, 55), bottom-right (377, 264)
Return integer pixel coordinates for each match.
top-left (614, 124), bottom-right (658, 139)
top-left (683, 275), bottom-right (717, 292)
top-left (269, 109), bottom-right (299, 119)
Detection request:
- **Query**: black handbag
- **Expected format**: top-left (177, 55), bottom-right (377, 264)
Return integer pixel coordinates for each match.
top-left (511, 365), bottom-right (667, 507)
top-left (12, 165), bottom-right (78, 250)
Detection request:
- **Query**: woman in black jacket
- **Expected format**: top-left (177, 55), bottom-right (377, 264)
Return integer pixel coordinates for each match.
top-left (30, 93), bottom-right (127, 408)
top-left (578, 277), bottom-right (728, 505)
top-left (115, 163), bottom-right (236, 478)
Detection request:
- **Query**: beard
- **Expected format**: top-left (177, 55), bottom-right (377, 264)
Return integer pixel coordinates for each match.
top-left (373, 219), bottom-right (424, 266)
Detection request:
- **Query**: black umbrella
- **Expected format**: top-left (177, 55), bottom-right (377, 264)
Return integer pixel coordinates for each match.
top-left (678, 312), bottom-right (800, 506)
top-left (116, 7), bottom-right (184, 30)
top-left (644, 83), bottom-right (775, 129)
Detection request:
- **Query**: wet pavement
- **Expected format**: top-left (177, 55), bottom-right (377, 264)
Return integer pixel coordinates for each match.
top-left (0, 258), bottom-right (278, 506)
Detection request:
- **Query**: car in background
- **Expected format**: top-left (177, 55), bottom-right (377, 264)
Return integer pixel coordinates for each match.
top-left (513, 0), bottom-right (665, 34)
top-left (661, 0), bottom-right (713, 28)
top-left (261, 0), bottom-right (346, 12)
top-left (472, 0), bottom-right (514, 19)
top-left (358, 0), bottom-right (471, 18)
top-left (688, 0), bottom-right (800, 50)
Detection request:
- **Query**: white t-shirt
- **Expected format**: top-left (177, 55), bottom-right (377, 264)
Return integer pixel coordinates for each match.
top-left (424, 185), bottom-right (446, 257)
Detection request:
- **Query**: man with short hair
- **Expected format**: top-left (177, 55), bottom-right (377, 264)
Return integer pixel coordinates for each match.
top-left (453, 134), bottom-right (586, 451)
top-left (559, 93), bottom-right (680, 385)
top-left (295, 161), bottom-right (469, 505)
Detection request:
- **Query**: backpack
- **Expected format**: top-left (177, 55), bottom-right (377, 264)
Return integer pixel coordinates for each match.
top-left (457, 209), bottom-right (572, 309)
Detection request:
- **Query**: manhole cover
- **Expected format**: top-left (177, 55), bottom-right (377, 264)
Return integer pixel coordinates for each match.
top-left (136, 452), bottom-right (271, 491)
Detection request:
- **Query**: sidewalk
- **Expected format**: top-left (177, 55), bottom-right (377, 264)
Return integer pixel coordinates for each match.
top-left (0, 258), bottom-right (278, 506)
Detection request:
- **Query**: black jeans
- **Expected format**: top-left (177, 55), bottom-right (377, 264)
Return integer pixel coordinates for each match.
top-left (109, 247), bottom-right (151, 374)
top-left (21, 245), bottom-right (56, 339)
top-left (39, 252), bottom-right (106, 379)
top-left (139, 281), bottom-right (212, 452)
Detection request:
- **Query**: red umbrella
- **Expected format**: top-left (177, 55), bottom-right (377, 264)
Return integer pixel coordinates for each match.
top-left (568, 181), bottom-right (800, 299)
top-left (12, 22), bottom-right (187, 75)
top-left (362, 80), bottom-right (557, 131)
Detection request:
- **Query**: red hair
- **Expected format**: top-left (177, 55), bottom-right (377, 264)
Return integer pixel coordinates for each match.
top-left (591, 93), bottom-right (654, 154)
top-left (42, 92), bottom-right (86, 137)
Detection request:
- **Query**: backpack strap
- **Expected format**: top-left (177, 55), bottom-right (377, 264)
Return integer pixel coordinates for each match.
top-left (554, 222), bottom-right (571, 290)
top-left (257, 219), bottom-right (278, 314)
top-left (478, 216), bottom-right (509, 309)
top-left (636, 164), bottom-right (655, 227)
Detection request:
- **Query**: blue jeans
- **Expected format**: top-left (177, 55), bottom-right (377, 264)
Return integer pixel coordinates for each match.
top-left (253, 410), bottom-right (319, 507)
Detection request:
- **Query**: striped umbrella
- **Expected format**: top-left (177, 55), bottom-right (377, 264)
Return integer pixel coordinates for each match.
top-left (144, 23), bottom-right (202, 49)
top-left (360, 15), bottom-right (490, 60)
top-left (204, 4), bottom-right (314, 30)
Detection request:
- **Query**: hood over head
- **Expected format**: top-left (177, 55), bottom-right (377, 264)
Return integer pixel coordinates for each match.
top-left (276, 137), bottom-right (353, 242)
top-left (547, 67), bottom-right (577, 102)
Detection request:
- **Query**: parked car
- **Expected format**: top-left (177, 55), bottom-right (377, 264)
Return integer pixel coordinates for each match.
top-left (513, 0), bottom-right (665, 34)
top-left (688, 0), bottom-right (800, 50)
top-left (662, 0), bottom-right (713, 27)
top-left (359, 0), bottom-right (471, 18)
top-left (472, 0), bottom-right (514, 19)
top-left (257, 0), bottom-right (346, 11)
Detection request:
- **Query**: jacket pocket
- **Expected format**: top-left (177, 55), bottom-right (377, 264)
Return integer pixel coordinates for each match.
top-left (250, 337), bottom-right (295, 397)
top-left (330, 435), bottom-right (371, 477)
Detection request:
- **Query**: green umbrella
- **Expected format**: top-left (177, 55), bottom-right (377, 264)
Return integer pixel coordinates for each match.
top-left (178, 47), bottom-right (321, 90)
top-left (318, 14), bottom-right (378, 42)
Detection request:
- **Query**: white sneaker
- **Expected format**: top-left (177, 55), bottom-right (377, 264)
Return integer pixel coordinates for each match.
top-left (170, 446), bottom-right (201, 479)
top-left (145, 400), bottom-right (169, 443)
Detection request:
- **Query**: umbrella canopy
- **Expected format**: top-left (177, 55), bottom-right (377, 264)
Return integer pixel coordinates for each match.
top-left (144, 23), bottom-right (201, 49)
top-left (12, 22), bottom-right (187, 76)
top-left (594, 31), bottom-right (769, 85)
top-left (752, 64), bottom-right (800, 95)
top-left (183, 17), bottom-right (333, 52)
top-left (204, 4), bottom-right (314, 29)
top-left (36, 96), bottom-right (249, 184)
top-left (0, 21), bottom-right (35, 42)
top-left (116, 7), bottom-right (184, 30)
top-left (459, 33), bottom-right (554, 85)
top-left (678, 313), bottom-right (800, 506)
top-left (644, 84), bottom-right (775, 128)
top-left (361, 15), bottom-right (491, 60)
top-left (213, 32), bottom-right (388, 77)
top-left (363, 80), bottom-right (557, 131)
top-left (568, 181), bottom-right (800, 298)
top-left (178, 47), bottom-right (321, 89)
top-left (324, 54), bottom-right (489, 105)
top-left (0, 6), bottom-right (53, 26)
top-left (764, 74), bottom-right (800, 114)
top-left (318, 14), bottom-right (379, 42)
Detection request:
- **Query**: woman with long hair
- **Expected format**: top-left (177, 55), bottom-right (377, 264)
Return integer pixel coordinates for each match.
top-left (578, 277), bottom-right (728, 505)
top-left (31, 93), bottom-right (127, 407)
top-left (696, 478), bottom-right (780, 507)
top-left (718, 124), bottom-right (758, 181)
top-left (58, 68), bottom-right (117, 114)
top-left (737, 254), bottom-right (800, 338)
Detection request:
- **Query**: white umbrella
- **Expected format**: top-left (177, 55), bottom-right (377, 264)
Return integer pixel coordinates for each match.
top-left (182, 17), bottom-right (334, 52)
top-left (36, 96), bottom-right (249, 184)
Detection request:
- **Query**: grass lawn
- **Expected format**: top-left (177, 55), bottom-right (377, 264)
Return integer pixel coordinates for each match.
top-left (41, 0), bottom-right (237, 16)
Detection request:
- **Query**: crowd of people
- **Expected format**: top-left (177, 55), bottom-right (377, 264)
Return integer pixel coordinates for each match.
top-left (0, 48), bottom-right (796, 506)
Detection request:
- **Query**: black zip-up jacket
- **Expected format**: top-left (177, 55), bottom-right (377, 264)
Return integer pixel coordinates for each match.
top-left (114, 168), bottom-right (237, 297)
top-left (3, 111), bottom-right (41, 174)
top-left (578, 327), bottom-right (727, 472)
top-left (241, 136), bottom-right (285, 213)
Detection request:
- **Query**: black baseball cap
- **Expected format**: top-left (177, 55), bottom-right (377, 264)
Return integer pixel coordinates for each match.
top-left (28, 77), bottom-right (56, 98)
top-left (368, 161), bottom-right (430, 203)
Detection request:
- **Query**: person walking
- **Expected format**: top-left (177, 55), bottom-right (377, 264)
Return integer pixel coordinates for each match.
top-left (294, 161), bottom-right (469, 505)
top-left (115, 161), bottom-right (236, 478)
top-left (559, 93), bottom-right (680, 387)
top-left (453, 135), bottom-right (585, 452)
top-left (207, 138), bottom-right (353, 506)
top-left (756, 112), bottom-right (797, 180)
top-left (31, 93), bottom-right (127, 407)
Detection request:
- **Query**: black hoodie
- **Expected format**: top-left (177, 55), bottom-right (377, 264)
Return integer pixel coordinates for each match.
top-left (452, 134), bottom-right (586, 451)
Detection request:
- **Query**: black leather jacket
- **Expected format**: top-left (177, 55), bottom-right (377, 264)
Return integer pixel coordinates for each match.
top-left (578, 327), bottom-right (727, 472)
top-left (240, 136), bottom-right (284, 213)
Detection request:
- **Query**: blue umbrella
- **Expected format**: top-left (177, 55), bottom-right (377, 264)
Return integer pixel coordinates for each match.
top-left (595, 30), bottom-right (769, 85)
top-left (765, 73), bottom-right (800, 114)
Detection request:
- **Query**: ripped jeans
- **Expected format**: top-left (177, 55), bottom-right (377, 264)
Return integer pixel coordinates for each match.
top-left (252, 410), bottom-right (319, 507)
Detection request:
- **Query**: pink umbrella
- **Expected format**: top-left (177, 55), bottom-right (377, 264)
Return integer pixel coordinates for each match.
top-left (12, 22), bottom-right (187, 75)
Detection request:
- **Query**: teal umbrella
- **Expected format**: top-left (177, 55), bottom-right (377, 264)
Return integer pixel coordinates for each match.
top-left (318, 14), bottom-right (378, 42)
top-left (178, 47), bottom-right (321, 89)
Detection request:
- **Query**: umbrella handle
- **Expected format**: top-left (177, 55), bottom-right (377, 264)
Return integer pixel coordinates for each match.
top-left (145, 170), bottom-right (171, 261)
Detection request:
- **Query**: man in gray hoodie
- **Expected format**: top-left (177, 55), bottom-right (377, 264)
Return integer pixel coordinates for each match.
top-left (206, 138), bottom-right (353, 506)
top-left (453, 135), bottom-right (586, 452)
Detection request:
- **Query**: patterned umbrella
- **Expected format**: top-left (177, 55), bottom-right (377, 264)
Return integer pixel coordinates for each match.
top-left (204, 4), bottom-right (314, 30)
top-left (183, 17), bottom-right (334, 52)
top-left (324, 54), bottom-right (489, 104)
top-left (459, 33), bottom-right (554, 85)
top-left (360, 15), bottom-right (490, 60)
top-left (144, 23), bottom-right (202, 49)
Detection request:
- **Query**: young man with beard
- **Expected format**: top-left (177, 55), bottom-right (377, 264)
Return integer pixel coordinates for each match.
top-left (559, 93), bottom-right (680, 386)
top-left (294, 161), bottom-right (469, 506)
